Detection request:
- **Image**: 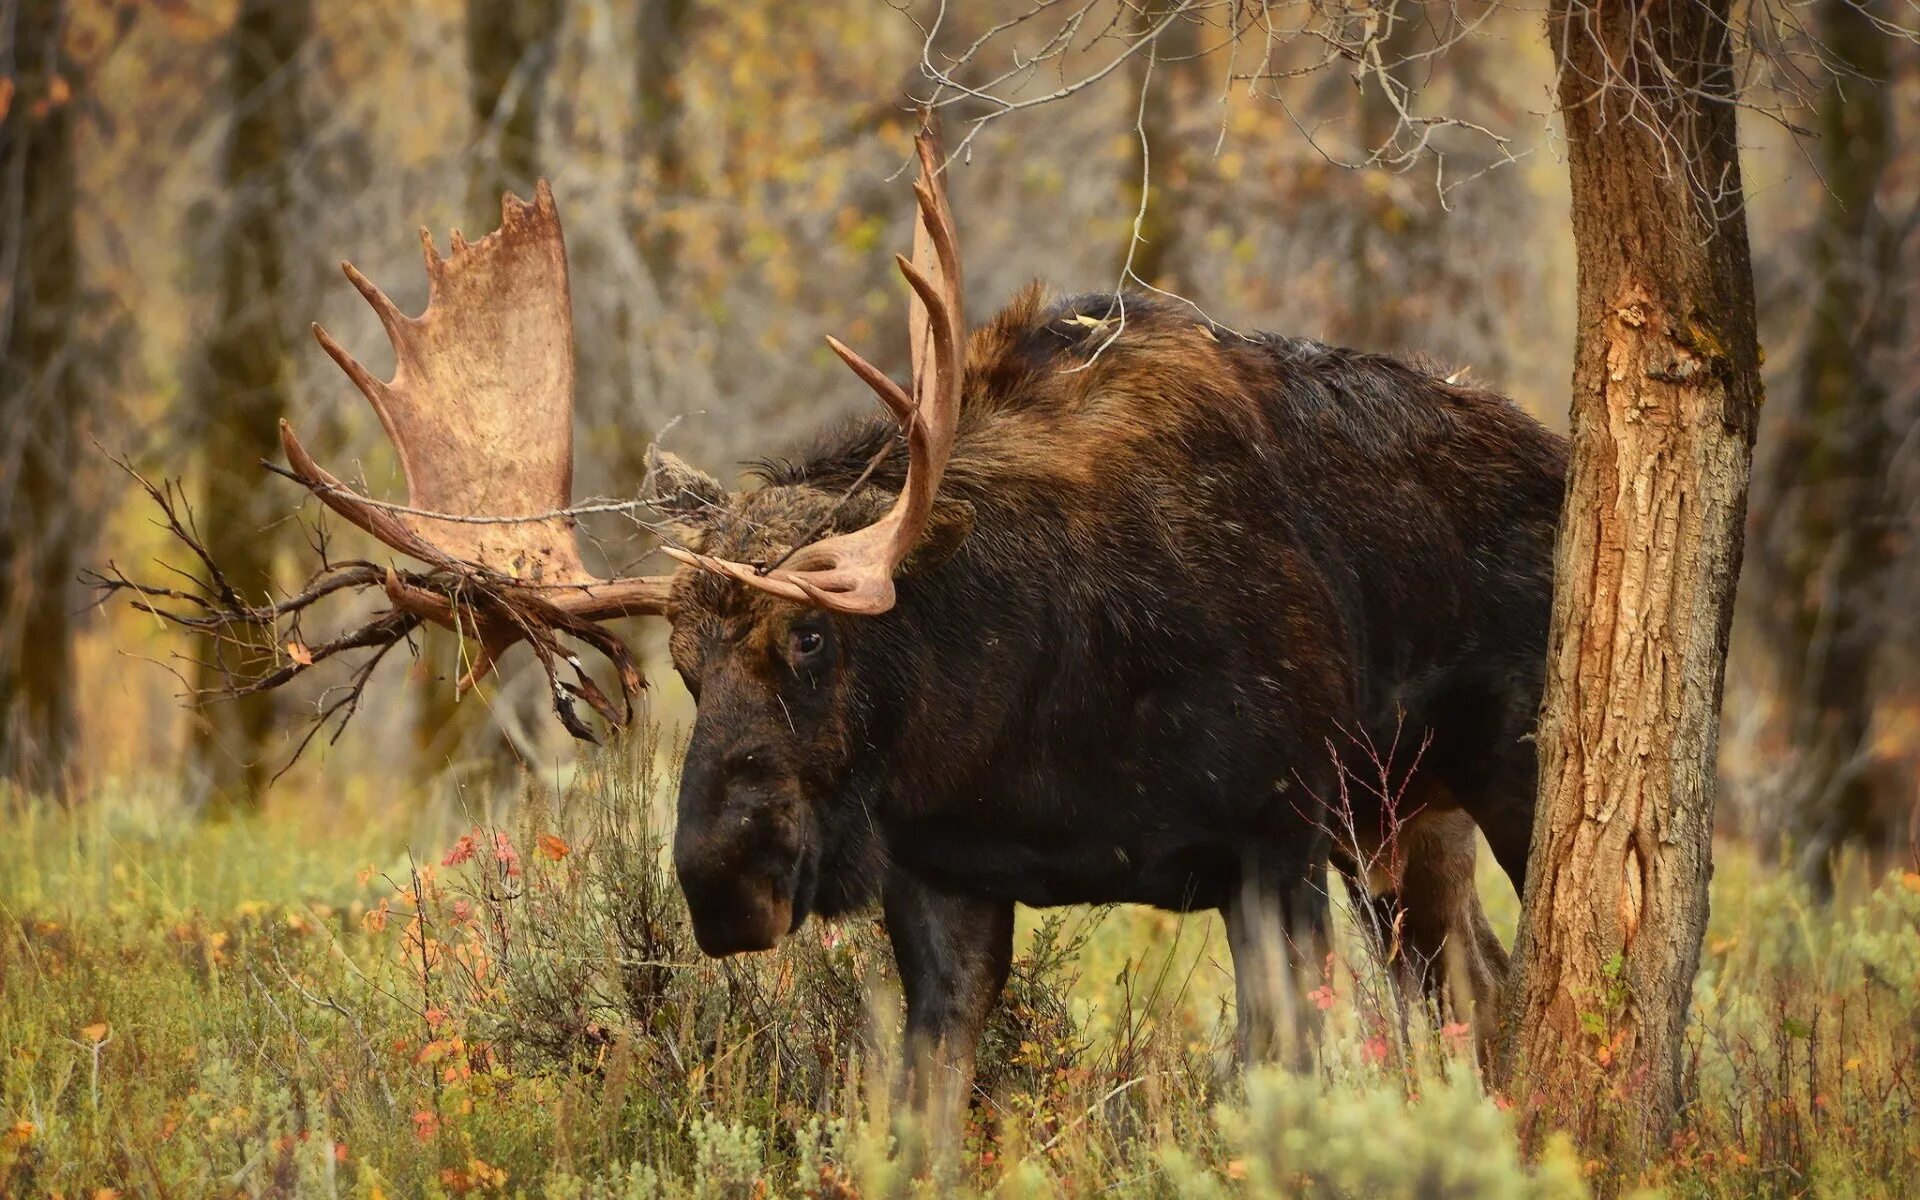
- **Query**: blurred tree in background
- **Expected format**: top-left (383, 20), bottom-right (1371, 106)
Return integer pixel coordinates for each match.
top-left (1749, 0), bottom-right (1918, 891)
top-left (189, 0), bottom-right (313, 810)
top-left (465, 0), bottom-right (564, 222)
top-left (631, 0), bottom-right (691, 288)
top-left (0, 0), bottom-right (81, 799)
top-left (5, 0), bottom-right (1912, 853)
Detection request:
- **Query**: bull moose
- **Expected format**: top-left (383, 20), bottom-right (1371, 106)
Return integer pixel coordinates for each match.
top-left (173, 119), bottom-right (1567, 1108)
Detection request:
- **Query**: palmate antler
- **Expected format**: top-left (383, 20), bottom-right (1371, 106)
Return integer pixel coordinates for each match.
top-left (100, 115), bottom-right (966, 760)
top-left (289, 180), bottom-right (676, 703)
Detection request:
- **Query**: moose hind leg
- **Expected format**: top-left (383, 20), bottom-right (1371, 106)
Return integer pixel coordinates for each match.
top-left (1386, 807), bottom-right (1510, 1063)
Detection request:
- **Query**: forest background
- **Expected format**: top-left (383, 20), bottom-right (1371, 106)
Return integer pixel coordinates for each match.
top-left (4, 0), bottom-right (1916, 858)
top-left (3, 1), bottom-right (1920, 1194)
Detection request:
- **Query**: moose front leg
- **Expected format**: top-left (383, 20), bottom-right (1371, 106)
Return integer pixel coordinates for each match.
top-left (1223, 854), bottom-right (1330, 1068)
top-left (882, 871), bottom-right (1015, 1129)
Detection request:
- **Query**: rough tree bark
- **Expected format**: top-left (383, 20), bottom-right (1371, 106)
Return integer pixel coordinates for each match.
top-left (1501, 0), bottom-right (1764, 1171)
top-left (0, 0), bottom-right (80, 799)
top-left (1763, 0), bottom-right (1903, 893)
top-left (192, 0), bottom-right (312, 809)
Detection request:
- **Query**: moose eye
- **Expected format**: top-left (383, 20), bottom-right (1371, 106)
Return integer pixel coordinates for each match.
top-left (788, 627), bottom-right (826, 661)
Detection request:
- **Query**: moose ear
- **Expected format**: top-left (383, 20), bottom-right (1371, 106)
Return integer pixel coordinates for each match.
top-left (646, 446), bottom-right (730, 551)
top-left (902, 499), bottom-right (975, 576)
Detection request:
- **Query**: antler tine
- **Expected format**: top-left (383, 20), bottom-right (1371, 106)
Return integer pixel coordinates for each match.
top-left (824, 335), bottom-right (915, 423)
top-left (341, 260), bottom-right (412, 346)
top-left (680, 112), bottom-right (966, 617)
top-left (310, 323), bottom-right (389, 416)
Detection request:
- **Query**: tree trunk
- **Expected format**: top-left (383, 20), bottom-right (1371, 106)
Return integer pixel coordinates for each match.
top-left (1341, 3), bottom-right (1419, 355)
top-left (465, 0), bottom-right (565, 223)
top-left (1761, 0), bottom-right (1902, 893)
top-left (1501, 0), bottom-right (1763, 1172)
top-left (192, 0), bottom-right (312, 810)
top-left (0, 0), bottom-right (81, 800)
top-left (1122, 2), bottom-right (1198, 292)
top-left (413, 0), bottom-right (565, 778)
top-left (633, 0), bottom-right (691, 289)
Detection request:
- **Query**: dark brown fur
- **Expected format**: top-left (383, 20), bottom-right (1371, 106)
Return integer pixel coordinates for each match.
top-left (663, 287), bottom-right (1567, 1099)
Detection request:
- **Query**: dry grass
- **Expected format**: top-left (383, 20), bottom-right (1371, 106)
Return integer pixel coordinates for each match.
top-left (1, 744), bottom-right (1916, 1198)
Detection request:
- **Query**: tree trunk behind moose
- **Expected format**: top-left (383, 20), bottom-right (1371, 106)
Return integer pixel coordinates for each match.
top-left (464, 0), bottom-right (565, 233)
top-left (1341, 2), bottom-right (1420, 357)
top-left (1758, 0), bottom-right (1904, 892)
top-left (410, 0), bottom-right (566, 778)
top-left (632, 0), bottom-right (691, 289)
top-left (1121, 2), bottom-right (1199, 293)
top-left (1501, 0), bottom-right (1763, 1172)
top-left (0, 0), bottom-right (81, 800)
top-left (192, 0), bottom-right (312, 810)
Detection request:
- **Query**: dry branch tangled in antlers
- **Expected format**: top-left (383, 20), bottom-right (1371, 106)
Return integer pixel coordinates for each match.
top-left (93, 120), bottom-right (965, 773)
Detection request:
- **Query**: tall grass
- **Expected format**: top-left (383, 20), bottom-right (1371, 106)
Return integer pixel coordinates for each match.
top-left (1, 747), bottom-right (1915, 1198)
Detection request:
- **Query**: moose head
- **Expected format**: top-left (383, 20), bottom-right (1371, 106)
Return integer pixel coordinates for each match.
top-left (274, 122), bottom-right (967, 956)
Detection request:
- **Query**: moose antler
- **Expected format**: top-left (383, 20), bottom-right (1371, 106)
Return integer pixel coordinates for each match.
top-left (96, 115), bottom-right (966, 764)
top-left (666, 118), bottom-right (965, 616)
top-left (275, 180), bottom-right (682, 727)
top-left (93, 182), bottom-right (683, 755)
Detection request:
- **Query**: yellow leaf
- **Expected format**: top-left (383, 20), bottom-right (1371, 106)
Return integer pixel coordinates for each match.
top-left (536, 833), bottom-right (570, 861)
top-left (286, 641), bottom-right (314, 666)
top-left (81, 1022), bottom-right (109, 1044)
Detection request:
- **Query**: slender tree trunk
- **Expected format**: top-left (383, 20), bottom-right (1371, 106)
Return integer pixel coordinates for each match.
top-left (1501, 0), bottom-right (1763, 1173)
top-left (602, 0), bottom-right (689, 488)
top-left (633, 0), bottom-right (691, 289)
top-left (414, 0), bottom-right (564, 777)
top-left (1763, 0), bottom-right (1901, 892)
top-left (191, 0), bottom-right (311, 810)
top-left (465, 0), bottom-right (565, 223)
top-left (1123, 2), bottom-right (1198, 291)
top-left (0, 0), bottom-right (80, 800)
top-left (1342, 3), bottom-right (1419, 354)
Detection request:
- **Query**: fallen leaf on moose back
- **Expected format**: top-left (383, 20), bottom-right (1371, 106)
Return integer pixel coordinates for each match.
top-left (81, 1022), bottom-right (109, 1044)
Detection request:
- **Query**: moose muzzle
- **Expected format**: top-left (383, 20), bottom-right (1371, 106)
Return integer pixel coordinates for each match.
top-left (672, 735), bottom-right (814, 956)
